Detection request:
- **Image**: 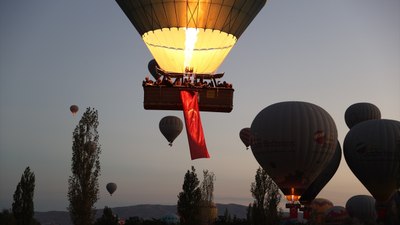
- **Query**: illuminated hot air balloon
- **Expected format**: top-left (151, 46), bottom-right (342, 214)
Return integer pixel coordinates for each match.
top-left (70, 105), bottom-right (79, 116)
top-left (116, 0), bottom-right (267, 112)
top-left (239, 127), bottom-right (252, 150)
top-left (300, 141), bottom-right (342, 204)
top-left (345, 195), bottom-right (377, 223)
top-left (159, 116), bottom-right (183, 146)
top-left (344, 119), bottom-right (400, 203)
top-left (250, 101), bottom-right (338, 203)
top-left (116, 0), bottom-right (267, 74)
top-left (344, 102), bottom-right (381, 129)
top-left (106, 182), bottom-right (117, 195)
top-left (251, 102), bottom-right (337, 201)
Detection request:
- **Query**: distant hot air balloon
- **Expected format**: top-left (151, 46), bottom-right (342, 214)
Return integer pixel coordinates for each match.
top-left (159, 116), bottom-right (183, 146)
top-left (148, 59), bottom-right (161, 80)
top-left (239, 128), bottom-right (252, 150)
top-left (324, 206), bottom-right (349, 225)
top-left (116, 0), bottom-right (267, 75)
top-left (344, 119), bottom-right (400, 203)
top-left (70, 105), bottom-right (79, 116)
top-left (310, 198), bottom-right (334, 224)
top-left (300, 141), bottom-right (342, 204)
top-left (344, 102), bottom-right (381, 129)
top-left (250, 101), bottom-right (338, 202)
top-left (106, 182), bottom-right (117, 196)
top-left (346, 195), bottom-right (377, 223)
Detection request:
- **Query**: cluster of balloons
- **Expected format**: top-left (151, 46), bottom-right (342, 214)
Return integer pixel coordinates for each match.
top-left (241, 101), bottom-right (400, 223)
top-left (343, 103), bottom-right (400, 222)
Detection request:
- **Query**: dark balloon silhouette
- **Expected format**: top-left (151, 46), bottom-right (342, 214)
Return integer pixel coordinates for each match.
top-left (250, 101), bottom-right (338, 202)
top-left (106, 182), bottom-right (117, 195)
top-left (239, 127), bottom-right (252, 150)
top-left (344, 119), bottom-right (400, 202)
top-left (346, 195), bottom-right (377, 223)
top-left (324, 206), bottom-right (349, 225)
top-left (70, 105), bottom-right (79, 116)
top-left (344, 102), bottom-right (381, 129)
top-left (300, 141), bottom-right (342, 204)
top-left (148, 59), bottom-right (161, 80)
top-left (159, 116), bottom-right (183, 146)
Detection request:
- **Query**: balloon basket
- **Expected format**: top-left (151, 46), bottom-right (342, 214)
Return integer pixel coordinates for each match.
top-left (143, 86), bottom-right (234, 113)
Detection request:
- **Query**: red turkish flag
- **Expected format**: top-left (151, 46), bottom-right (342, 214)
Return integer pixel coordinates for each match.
top-left (180, 90), bottom-right (210, 160)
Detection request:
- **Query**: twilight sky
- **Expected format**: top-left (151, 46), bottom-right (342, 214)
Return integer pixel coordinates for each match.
top-left (0, 0), bottom-right (399, 212)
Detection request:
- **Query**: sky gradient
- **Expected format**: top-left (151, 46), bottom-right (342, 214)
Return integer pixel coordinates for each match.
top-left (1, 0), bottom-right (399, 212)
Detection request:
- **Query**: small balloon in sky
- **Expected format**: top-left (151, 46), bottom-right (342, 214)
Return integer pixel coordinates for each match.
top-left (106, 182), bottom-right (117, 196)
top-left (159, 116), bottom-right (183, 147)
top-left (70, 105), bottom-right (79, 116)
top-left (239, 127), bottom-right (252, 150)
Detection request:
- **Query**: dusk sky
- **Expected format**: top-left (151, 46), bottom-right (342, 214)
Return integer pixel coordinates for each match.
top-left (1, 0), bottom-right (399, 212)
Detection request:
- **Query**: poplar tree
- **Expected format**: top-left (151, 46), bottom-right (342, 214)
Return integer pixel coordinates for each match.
top-left (12, 167), bottom-right (36, 225)
top-left (177, 166), bottom-right (202, 225)
top-left (249, 167), bottom-right (281, 225)
top-left (68, 107), bottom-right (101, 225)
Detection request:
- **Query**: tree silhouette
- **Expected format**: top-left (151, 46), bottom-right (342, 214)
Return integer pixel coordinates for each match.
top-left (68, 107), bottom-right (101, 225)
top-left (94, 206), bottom-right (119, 225)
top-left (12, 167), bottom-right (36, 225)
top-left (249, 167), bottom-right (281, 225)
top-left (177, 166), bottom-right (202, 225)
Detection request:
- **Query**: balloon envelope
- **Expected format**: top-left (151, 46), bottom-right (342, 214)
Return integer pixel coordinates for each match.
top-left (106, 182), bottom-right (117, 195)
top-left (70, 105), bottom-right (79, 116)
top-left (148, 59), bottom-right (161, 80)
top-left (310, 198), bottom-right (334, 224)
top-left (346, 195), bottom-right (377, 223)
top-left (344, 102), bottom-right (381, 129)
top-left (344, 119), bottom-right (400, 202)
top-left (116, 0), bottom-right (267, 74)
top-left (239, 128), bottom-right (252, 149)
top-left (159, 116), bottom-right (183, 146)
top-left (250, 101), bottom-right (338, 201)
top-left (324, 206), bottom-right (349, 225)
top-left (300, 141), bottom-right (342, 204)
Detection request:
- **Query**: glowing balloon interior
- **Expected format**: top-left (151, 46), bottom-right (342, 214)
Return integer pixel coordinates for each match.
top-left (116, 0), bottom-right (267, 74)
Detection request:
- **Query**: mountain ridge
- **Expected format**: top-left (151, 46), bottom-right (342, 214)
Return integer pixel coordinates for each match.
top-left (34, 203), bottom-right (248, 225)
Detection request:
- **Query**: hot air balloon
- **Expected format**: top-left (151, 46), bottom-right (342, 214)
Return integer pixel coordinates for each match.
top-left (344, 102), bottom-right (381, 129)
top-left (116, 0), bottom-right (267, 112)
top-left (344, 119), bottom-right (400, 203)
top-left (300, 141), bottom-right (342, 204)
top-left (106, 182), bottom-right (117, 195)
top-left (239, 127), bottom-right (252, 150)
top-left (148, 59), bottom-right (161, 80)
top-left (310, 198), bottom-right (334, 224)
top-left (345, 195), bottom-right (377, 223)
top-left (324, 206), bottom-right (349, 225)
top-left (250, 101), bottom-right (338, 203)
top-left (159, 116), bottom-right (183, 146)
top-left (70, 105), bottom-right (79, 116)
top-left (299, 141), bottom-right (341, 219)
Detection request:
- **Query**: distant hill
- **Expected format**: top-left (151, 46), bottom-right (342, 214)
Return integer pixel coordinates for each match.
top-left (34, 203), bottom-right (248, 225)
